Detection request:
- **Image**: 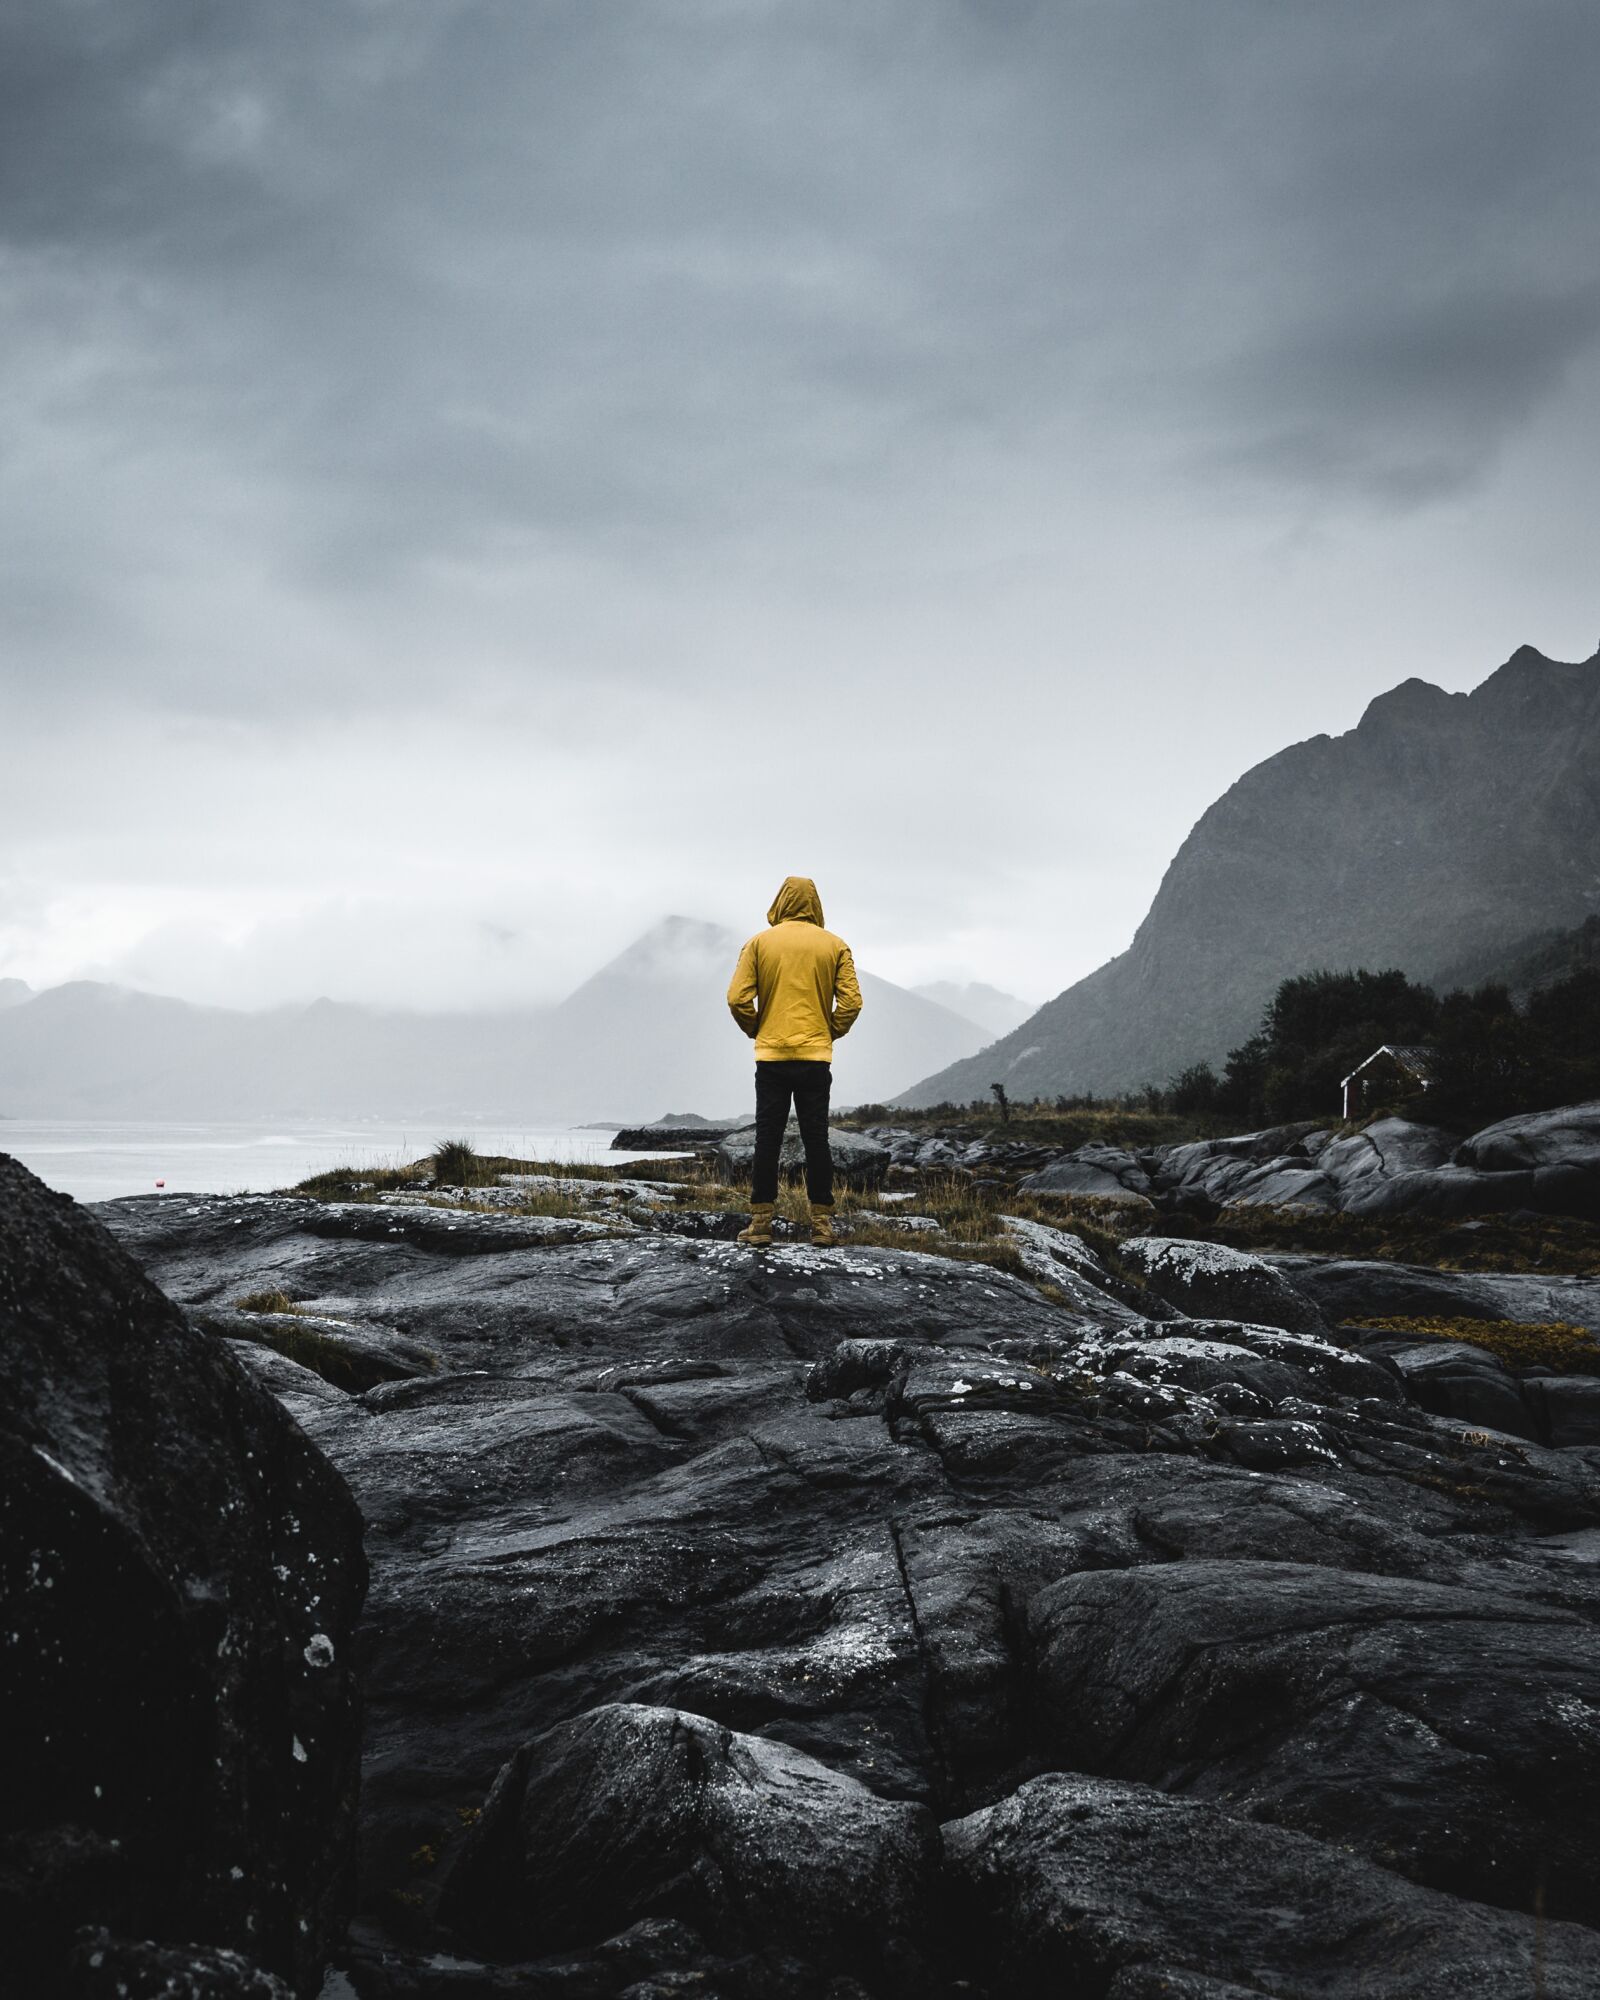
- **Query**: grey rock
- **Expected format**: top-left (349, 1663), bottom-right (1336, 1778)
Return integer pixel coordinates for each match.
top-left (1018, 1142), bottom-right (1155, 1201)
top-left (714, 1123), bottom-right (889, 1187)
top-left (998, 1215), bottom-right (1161, 1324)
top-left (1458, 1098), bottom-right (1600, 1173)
top-left (1385, 1341), bottom-right (1539, 1440)
top-left (0, 1156), bottom-right (365, 1996)
top-left (66, 1933), bottom-right (293, 1999)
top-left (439, 1703), bottom-right (936, 1979)
top-left (943, 1774), bottom-right (1600, 1998)
top-left (192, 1305), bottom-right (440, 1390)
top-left (1268, 1253), bottom-right (1600, 1334)
top-left (84, 1182), bottom-right (1600, 1996)
top-left (1025, 1558), bottom-right (1600, 1916)
top-left (1119, 1235), bottom-right (1331, 1336)
top-left (1523, 1374), bottom-right (1600, 1449)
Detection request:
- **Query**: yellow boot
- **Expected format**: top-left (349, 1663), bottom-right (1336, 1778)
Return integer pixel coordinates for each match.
top-left (808, 1200), bottom-right (837, 1247)
top-left (737, 1203), bottom-right (776, 1247)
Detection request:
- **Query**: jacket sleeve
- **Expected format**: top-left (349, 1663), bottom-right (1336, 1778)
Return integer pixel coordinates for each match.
top-left (830, 945), bottom-right (863, 1038)
top-left (727, 937), bottom-right (761, 1038)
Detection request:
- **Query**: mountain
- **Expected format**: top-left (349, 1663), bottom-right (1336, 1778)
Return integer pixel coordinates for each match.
top-left (0, 978), bottom-right (31, 1010)
top-left (910, 981), bottom-right (1033, 1038)
top-left (0, 917), bottom-right (992, 1121)
top-left (519, 915), bottom-right (993, 1118)
top-left (897, 644), bottom-right (1600, 1106)
top-left (1434, 914), bottom-right (1600, 1001)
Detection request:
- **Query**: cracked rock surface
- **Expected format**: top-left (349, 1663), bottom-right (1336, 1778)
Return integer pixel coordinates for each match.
top-left (92, 1187), bottom-right (1600, 1999)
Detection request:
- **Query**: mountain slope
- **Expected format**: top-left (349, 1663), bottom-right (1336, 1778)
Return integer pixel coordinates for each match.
top-left (898, 644), bottom-right (1600, 1106)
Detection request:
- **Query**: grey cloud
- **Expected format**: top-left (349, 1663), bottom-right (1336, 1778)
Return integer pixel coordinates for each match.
top-left (3, 1), bottom-right (1599, 1008)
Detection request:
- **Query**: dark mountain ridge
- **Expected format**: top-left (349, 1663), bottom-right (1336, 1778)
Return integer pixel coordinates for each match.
top-left (899, 644), bottom-right (1600, 1105)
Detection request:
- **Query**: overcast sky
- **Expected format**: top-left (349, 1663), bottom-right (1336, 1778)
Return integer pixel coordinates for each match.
top-left (3, 0), bottom-right (1598, 1013)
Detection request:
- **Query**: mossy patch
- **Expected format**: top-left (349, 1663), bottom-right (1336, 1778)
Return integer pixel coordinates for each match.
top-left (1342, 1316), bottom-right (1600, 1376)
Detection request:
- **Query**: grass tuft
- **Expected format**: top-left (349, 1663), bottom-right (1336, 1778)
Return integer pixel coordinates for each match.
top-left (233, 1289), bottom-right (304, 1315)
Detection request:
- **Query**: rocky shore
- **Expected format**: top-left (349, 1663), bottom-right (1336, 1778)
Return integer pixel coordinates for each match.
top-left (8, 1132), bottom-right (1600, 1996)
top-left (860, 1097), bottom-right (1600, 1223)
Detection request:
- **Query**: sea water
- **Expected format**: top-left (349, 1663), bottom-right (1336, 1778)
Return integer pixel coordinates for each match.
top-left (0, 1119), bottom-right (677, 1204)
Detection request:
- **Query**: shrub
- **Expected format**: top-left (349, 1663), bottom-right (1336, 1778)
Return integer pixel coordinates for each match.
top-left (431, 1137), bottom-right (487, 1187)
top-left (233, 1289), bottom-right (303, 1315)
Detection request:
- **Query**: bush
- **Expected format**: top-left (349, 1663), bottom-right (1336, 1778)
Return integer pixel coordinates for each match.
top-left (431, 1137), bottom-right (487, 1187)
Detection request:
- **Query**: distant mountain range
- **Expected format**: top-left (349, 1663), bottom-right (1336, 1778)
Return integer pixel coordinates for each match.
top-left (0, 916), bottom-right (996, 1122)
top-left (909, 981), bottom-right (1034, 1037)
top-left (898, 644), bottom-right (1600, 1105)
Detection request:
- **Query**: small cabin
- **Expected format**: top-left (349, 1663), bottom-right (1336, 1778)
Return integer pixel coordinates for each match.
top-left (1340, 1044), bottom-right (1438, 1121)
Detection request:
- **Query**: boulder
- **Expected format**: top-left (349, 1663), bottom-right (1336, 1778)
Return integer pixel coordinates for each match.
top-left (1018, 1142), bottom-right (1154, 1201)
top-left (1523, 1374), bottom-right (1600, 1448)
top-left (1383, 1340), bottom-right (1539, 1440)
top-left (1458, 1098), bottom-right (1600, 1174)
top-left (0, 1155), bottom-right (365, 1996)
top-left (1155, 1106), bottom-right (1600, 1222)
top-left (1118, 1236), bottom-right (1331, 1336)
top-left (1456, 1100), bottom-right (1600, 1220)
top-left (943, 1774), bottom-right (1600, 1998)
top-left (1025, 1559), bottom-right (1600, 1917)
top-left (1267, 1253), bottom-right (1600, 1334)
top-left (715, 1122), bottom-right (889, 1187)
top-left (439, 1703), bottom-right (937, 1983)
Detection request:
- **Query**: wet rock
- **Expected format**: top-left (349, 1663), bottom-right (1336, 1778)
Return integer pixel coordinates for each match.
top-left (85, 1180), bottom-right (1600, 1995)
top-left (1464, 1104), bottom-right (1600, 1176)
top-left (714, 1124), bottom-right (889, 1188)
top-left (0, 1155), bottom-right (365, 1997)
top-left (439, 1703), bottom-right (936, 1985)
top-left (1523, 1374), bottom-right (1600, 1448)
top-left (1026, 1558), bottom-right (1600, 1916)
top-left (1017, 1142), bottom-right (1155, 1201)
top-left (1268, 1253), bottom-right (1600, 1334)
top-left (943, 1774), bottom-right (1600, 1998)
top-left (997, 1216), bottom-right (1166, 1323)
top-left (193, 1305), bottom-right (441, 1390)
top-left (67, 1932), bottom-right (293, 1998)
top-left (1383, 1340), bottom-right (1539, 1440)
top-left (1119, 1236), bottom-right (1331, 1335)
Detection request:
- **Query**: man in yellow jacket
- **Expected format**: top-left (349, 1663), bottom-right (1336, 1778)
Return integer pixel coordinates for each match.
top-left (726, 877), bottom-right (862, 1246)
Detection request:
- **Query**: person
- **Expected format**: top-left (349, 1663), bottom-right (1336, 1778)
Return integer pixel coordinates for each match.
top-left (726, 876), bottom-right (862, 1246)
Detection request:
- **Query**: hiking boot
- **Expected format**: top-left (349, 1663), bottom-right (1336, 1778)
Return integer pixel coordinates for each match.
top-left (808, 1200), bottom-right (837, 1247)
top-left (737, 1204), bottom-right (776, 1247)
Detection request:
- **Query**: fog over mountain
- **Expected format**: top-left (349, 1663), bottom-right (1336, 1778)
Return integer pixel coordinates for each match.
top-left (910, 983), bottom-right (1034, 1039)
top-left (900, 644), bottom-right (1600, 1105)
top-left (0, 918), bottom-right (991, 1122)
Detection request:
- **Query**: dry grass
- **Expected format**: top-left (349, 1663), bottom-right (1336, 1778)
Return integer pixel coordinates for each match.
top-left (1201, 1204), bottom-right (1600, 1277)
top-left (1340, 1316), bottom-right (1600, 1375)
top-left (289, 1151), bottom-right (626, 1201)
top-left (233, 1289), bottom-right (304, 1315)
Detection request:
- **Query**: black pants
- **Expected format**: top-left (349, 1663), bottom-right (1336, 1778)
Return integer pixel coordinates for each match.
top-left (751, 1061), bottom-right (833, 1206)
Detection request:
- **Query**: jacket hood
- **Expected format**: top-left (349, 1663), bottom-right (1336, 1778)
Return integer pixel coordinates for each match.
top-left (767, 876), bottom-right (824, 927)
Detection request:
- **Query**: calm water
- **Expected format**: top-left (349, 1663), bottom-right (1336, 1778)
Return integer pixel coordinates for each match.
top-left (0, 1120), bottom-right (676, 1204)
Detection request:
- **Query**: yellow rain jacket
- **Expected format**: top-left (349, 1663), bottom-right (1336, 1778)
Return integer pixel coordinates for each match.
top-left (727, 877), bottom-right (863, 1062)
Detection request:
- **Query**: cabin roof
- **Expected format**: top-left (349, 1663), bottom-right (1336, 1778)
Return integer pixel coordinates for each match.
top-left (1340, 1043), bottom-right (1439, 1090)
